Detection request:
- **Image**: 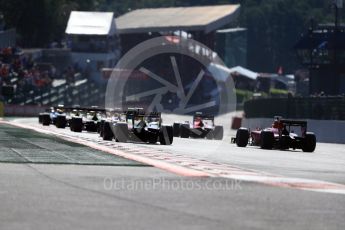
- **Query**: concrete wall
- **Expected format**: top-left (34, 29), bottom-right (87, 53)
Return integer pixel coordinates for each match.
top-left (242, 118), bottom-right (345, 144)
top-left (4, 105), bottom-right (49, 117)
top-left (0, 102), bottom-right (3, 117)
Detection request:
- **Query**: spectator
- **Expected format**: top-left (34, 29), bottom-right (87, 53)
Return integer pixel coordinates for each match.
top-left (0, 75), bottom-right (3, 99)
top-left (12, 57), bottom-right (21, 72)
top-left (24, 55), bottom-right (34, 69)
top-left (0, 46), bottom-right (79, 104)
top-left (42, 71), bottom-right (52, 91)
top-left (65, 66), bottom-right (75, 85)
top-left (16, 78), bottom-right (25, 97)
top-left (1, 47), bottom-right (12, 63)
top-left (0, 64), bottom-right (9, 84)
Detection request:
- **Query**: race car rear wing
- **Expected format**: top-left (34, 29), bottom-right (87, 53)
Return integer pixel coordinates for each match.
top-left (193, 112), bottom-right (215, 120)
top-left (52, 106), bottom-right (107, 113)
top-left (280, 119), bottom-right (307, 127)
top-left (124, 108), bottom-right (160, 116)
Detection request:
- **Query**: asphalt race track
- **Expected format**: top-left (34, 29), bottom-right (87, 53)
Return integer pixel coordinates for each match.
top-left (0, 117), bottom-right (345, 230)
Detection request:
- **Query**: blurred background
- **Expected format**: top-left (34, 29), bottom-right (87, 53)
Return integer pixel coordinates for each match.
top-left (0, 0), bottom-right (344, 120)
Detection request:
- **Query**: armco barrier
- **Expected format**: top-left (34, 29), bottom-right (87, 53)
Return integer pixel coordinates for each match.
top-left (231, 116), bottom-right (242, 130)
top-left (242, 118), bottom-right (345, 144)
top-left (4, 105), bottom-right (49, 117)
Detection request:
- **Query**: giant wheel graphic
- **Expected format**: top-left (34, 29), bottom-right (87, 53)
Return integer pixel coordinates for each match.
top-left (105, 36), bottom-right (236, 144)
top-left (106, 36), bottom-right (235, 114)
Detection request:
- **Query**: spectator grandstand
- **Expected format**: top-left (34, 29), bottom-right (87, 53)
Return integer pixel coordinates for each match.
top-left (0, 46), bottom-right (104, 107)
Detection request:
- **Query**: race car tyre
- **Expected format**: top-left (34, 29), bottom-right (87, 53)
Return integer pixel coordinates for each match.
top-left (103, 121), bottom-right (114, 141)
top-left (69, 119), bottom-right (74, 131)
top-left (260, 130), bottom-right (274, 149)
top-left (55, 115), bottom-right (67, 128)
top-left (180, 124), bottom-right (190, 138)
top-left (38, 113), bottom-right (43, 124)
top-left (85, 121), bottom-right (98, 132)
top-left (69, 118), bottom-right (75, 131)
top-left (279, 135), bottom-right (290, 150)
top-left (302, 132), bottom-right (316, 152)
top-left (159, 125), bottom-right (173, 145)
top-left (41, 114), bottom-right (51, 126)
top-left (214, 126), bottom-right (224, 140)
top-left (114, 123), bottom-right (129, 142)
top-left (70, 117), bottom-right (83, 132)
top-left (99, 120), bottom-right (105, 137)
top-left (97, 120), bottom-right (104, 134)
top-left (206, 130), bottom-right (214, 139)
top-left (173, 123), bottom-right (181, 137)
top-left (96, 121), bottom-right (100, 133)
top-left (236, 127), bottom-right (249, 147)
top-left (148, 134), bottom-right (158, 144)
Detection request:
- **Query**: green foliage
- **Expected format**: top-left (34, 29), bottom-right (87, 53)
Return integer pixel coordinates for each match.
top-left (235, 88), bottom-right (253, 104)
top-left (269, 88), bottom-right (289, 96)
top-left (239, 0), bottom-right (342, 73)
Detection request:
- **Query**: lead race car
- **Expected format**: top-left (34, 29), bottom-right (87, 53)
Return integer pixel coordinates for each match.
top-left (233, 116), bottom-right (316, 152)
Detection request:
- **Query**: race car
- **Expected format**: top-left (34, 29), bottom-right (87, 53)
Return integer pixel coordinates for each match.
top-left (39, 105), bottom-right (66, 127)
top-left (101, 108), bottom-right (174, 145)
top-left (98, 108), bottom-right (124, 139)
top-left (233, 116), bottom-right (316, 152)
top-left (64, 106), bottom-right (106, 132)
top-left (38, 109), bottom-right (52, 126)
top-left (173, 112), bottom-right (223, 140)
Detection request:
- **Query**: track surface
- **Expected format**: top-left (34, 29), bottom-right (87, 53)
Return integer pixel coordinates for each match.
top-left (0, 123), bottom-right (146, 166)
top-left (5, 117), bottom-right (345, 189)
top-left (0, 117), bottom-right (345, 229)
top-left (1, 163), bottom-right (345, 230)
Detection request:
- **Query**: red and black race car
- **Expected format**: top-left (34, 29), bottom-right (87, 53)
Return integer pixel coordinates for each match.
top-left (232, 116), bottom-right (316, 152)
top-left (173, 112), bottom-right (223, 140)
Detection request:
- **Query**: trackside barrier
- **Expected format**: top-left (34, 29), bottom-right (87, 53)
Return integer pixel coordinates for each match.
top-left (231, 116), bottom-right (242, 130)
top-left (244, 97), bottom-right (345, 120)
top-left (0, 102), bottom-right (4, 117)
top-left (4, 105), bottom-right (49, 117)
top-left (242, 118), bottom-right (345, 144)
top-left (14, 78), bottom-right (103, 106)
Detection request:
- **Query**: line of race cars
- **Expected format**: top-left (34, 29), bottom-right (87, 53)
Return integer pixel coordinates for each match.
top-left (38, 106), bottom-right (316, 152)
top-left (38, 105), bottom-right (225, 145)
